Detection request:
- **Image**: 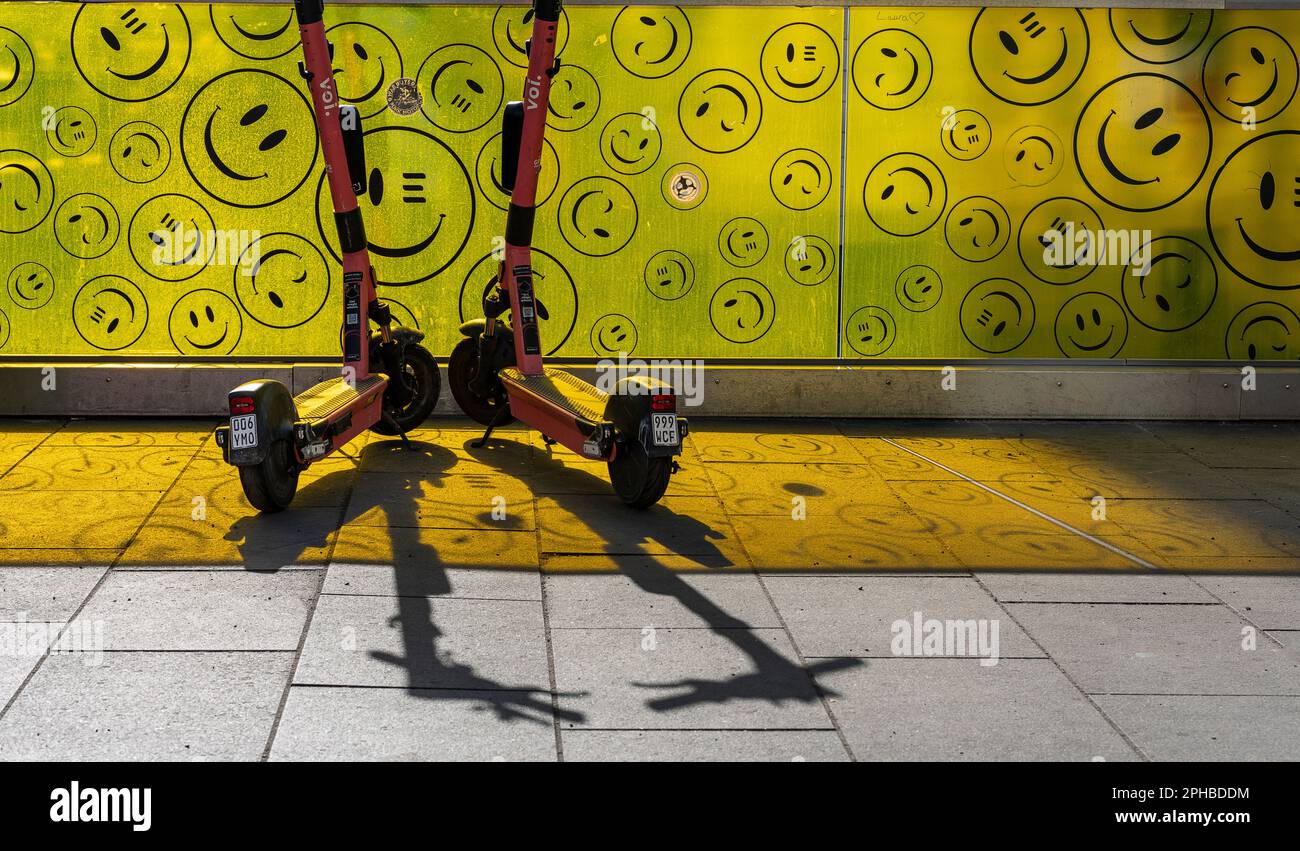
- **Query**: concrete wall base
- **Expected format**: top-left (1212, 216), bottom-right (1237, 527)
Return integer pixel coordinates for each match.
top-left (1, 363), bottom-right (1295, 420)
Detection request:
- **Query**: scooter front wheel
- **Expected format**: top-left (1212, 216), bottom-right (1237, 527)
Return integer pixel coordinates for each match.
top-left (608, 441), bottom-right (672, 509)
top-left (371, 343), bottom-right (440, 435)
top-left (239, 439), bottom-right (300, 513)
top-left (448, 336), bottom-right (514, 427)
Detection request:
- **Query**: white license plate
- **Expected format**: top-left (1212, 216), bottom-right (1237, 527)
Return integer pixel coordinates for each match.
top-left (230, 414), bottom-right (258, 450)
top-left (651, 413), bottom-right (678, 447)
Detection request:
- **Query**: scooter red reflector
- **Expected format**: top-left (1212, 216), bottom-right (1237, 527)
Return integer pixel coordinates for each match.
top-left (651, 394), bottom-right (675, 412)
top-left (230, 396), bottom-right (255, 415)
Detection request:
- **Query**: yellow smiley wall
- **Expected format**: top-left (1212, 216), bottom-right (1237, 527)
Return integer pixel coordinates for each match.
top-left (0, 4), bottom-right (1298, 361)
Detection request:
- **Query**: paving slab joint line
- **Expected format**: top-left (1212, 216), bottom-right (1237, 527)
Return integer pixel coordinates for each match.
top-left (877, 437), bottom-right (1161, 572)
top-left (0, 434), bottom-right (194, 722)
top-left (967, 572), bottom-right (1152, 762)
top-left (535, 494), bottom-right (566, 762)
top-left (1181, 574), bottom-right (1289, 650)
top-left (740, 560), bottom-right (857, 761)
top-left (259, 443), bottom-right (362, 763)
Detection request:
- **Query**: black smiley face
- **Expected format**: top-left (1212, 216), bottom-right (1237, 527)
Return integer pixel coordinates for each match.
top-left (6, 261), bottom-right (53, 310)
top-left (845, 306), bottom-right (896, 356)
top-left (558, 177), bottom-right (638, 257)
top-left (0, 149), bottom-right (53, 233)
top-left (110, 121), bottom-right (171, 184)
top-left (417, 44), bottom-right (506, 133)
top-left (1053, 292), bottom-right (1128, 358)
top-left (475, 132), bottom-right (559, 211)
top-left (590, 314), bottom-right (638, 356)
top-left (211, 6), bottom-right (300, 61)
top-left (940, 109), bottom-right (991, 161)
top-left (611, 6), bottom-right (692, 79)
top-left (1203, 27), bottom-right (1299, 124)
top-left (761, 23), bottom-right (839, 103)
top-left (45, 106), bottom-right (96, 158)
top-left (1075, 74), bottom-right (1211, 212)
top-left (128, 194), bottom-right (216, 283)
top-left (1110, 10), bottom-right (1213, 65)
top-left (54, 193), bottom-right (119, 260)
top-left (786, 235), bottom-right (836, 287)
top-left (852, 28), bottom-right (933, 111)
top-left (961, 278), bottom-right (1036, 354)
top-left (644, 250), bottom-right (695, 301)
top-left (235, 232), bottom-right (330, 329)
top-left (181, 70), bottom-right (317, 209)
top-left (678, 69), bottom-right (763, 153)
top-left (1018, 196), bottom-right (1105, 285)
top-left (328, 23), bottom-right (403, 119)
top-left (458, 250), bottom-right (578, 355)
top-left (492, 6), bottom-right (569, 69)
top-left (0, 27), bottom-right (34, 108)
top-left (719, 217), bottom-right (769, 268)
top-left (1226, 302), bottom-right (1300, 360)
top-left (895, 265), bottom-right (941, 312)
top-left (1207, 131), bottom-right (1300, 289)
top-left (1121, 236), bottom-right (1218, 332)
top-left (710, 278), bottom-right (775, 344)
top-left (863, 152), bottom-right (947, 237)
top-left (1004, 125), bottom-right (1064, 186)
top-left (316, 126), bottom-right (474, 285)
top-left (770, 149), bottom-right (832, 211)
top-left (71, 3), bottom-right (191, 102)
top-left (546, 64), bottom-right (601, 133)
top-left (599, 112), bottom-right (662, 176)
top-left (168, 289), bottom-right (243, 356)
top-left (944, 196), bottom-right (1010, 262)
top-left (73, 275), bottom-right (149, 351)
top-left (970, 9), bottom-right (1089, 106)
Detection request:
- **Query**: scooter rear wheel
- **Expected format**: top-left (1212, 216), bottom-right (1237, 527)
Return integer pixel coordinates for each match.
top-left (448, 336), bottom-right (514, 427)
top-left (239, 439), bottom-right (300, 513)
top-left (608, 441), bottom-right (672, 509)
top-left (372, 343), bottom-right (440, 435)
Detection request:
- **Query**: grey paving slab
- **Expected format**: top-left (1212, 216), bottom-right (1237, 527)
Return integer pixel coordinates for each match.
top-left (1007, 603), bottom-right (1300, 695)
top-left (561, 729), bottom-right (849, 762)
top-left (1195, 575), bottom-right (1300, 630)
top-left (0, 651), bottom-right (292, 760)
top-left (550, 626), bottom-right (842, 730)
top-left (1270, 631), bottom-right (1300, 651)
top-left (976, 572), bottom-right (1216, 604)
top-left (1095, 695), bottom-right (1300, 761)
top-left (0, 566), bottom-right (106, 620)
top-left (0, 646), bottom-right (40, 707)
top-left (270, 685), bottom-right (557, 761)
top-left (77, 570), bottom-right (319, 651)
top-left (324, 562), bottom-right (542, 601)
top-left (295, 592), bottom-right (550, 691)
top-left (817, 659), bottom-right (1138, 761)
top-left (764, 576), bottom-right (1042, 659)
top-left (544, 572), bottom-right (780, 629)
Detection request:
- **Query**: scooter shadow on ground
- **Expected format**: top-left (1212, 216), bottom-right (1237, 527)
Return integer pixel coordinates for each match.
top-left (503, 441), bottom-right (863, 716)
top-left (349, 437), bottom-right (584, 726)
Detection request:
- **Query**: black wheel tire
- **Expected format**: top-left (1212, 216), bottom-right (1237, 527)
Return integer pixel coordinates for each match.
top-left (608, 441), bottom-right (672, 509)
top-left (448, 336), bottom-right (513, 427)
top-left (239, 439), bottom-right (300, 513)
top-left (371, 344), bottom-right (441, 435)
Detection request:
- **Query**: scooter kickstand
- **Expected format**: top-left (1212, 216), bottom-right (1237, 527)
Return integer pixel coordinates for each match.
top-left (472, 406), bottom-right (512, 448)
top-left (382, 411), bottom-right (413, 450)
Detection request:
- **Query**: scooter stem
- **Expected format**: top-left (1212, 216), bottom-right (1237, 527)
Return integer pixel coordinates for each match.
top-left (501, 0), bottom-right (563, 377)
top-left (294, 0), bottom-right (377, 379)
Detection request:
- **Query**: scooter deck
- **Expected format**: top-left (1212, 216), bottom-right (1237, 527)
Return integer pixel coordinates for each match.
top-left (296, 375), bottom-right (386, 424)
top-left (501, 367), bottom-right (606, 424)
